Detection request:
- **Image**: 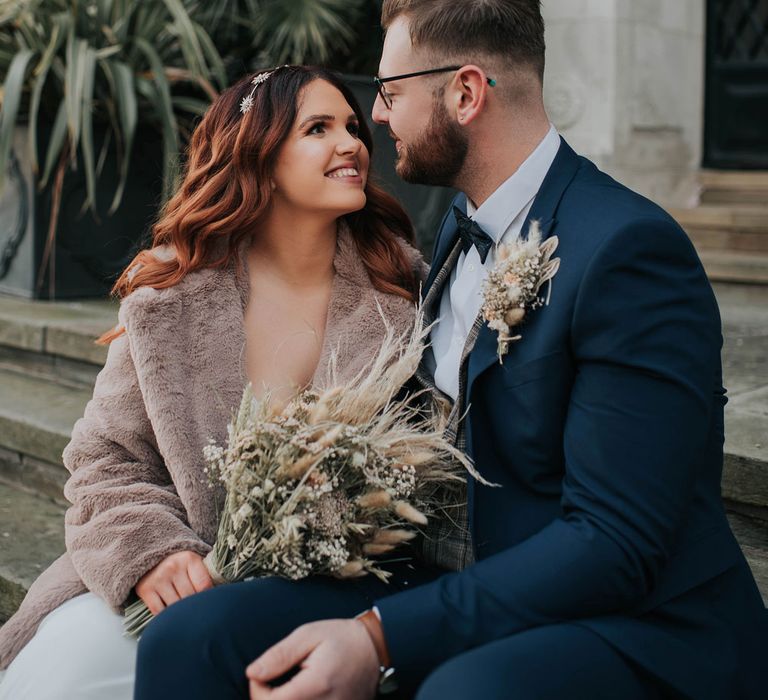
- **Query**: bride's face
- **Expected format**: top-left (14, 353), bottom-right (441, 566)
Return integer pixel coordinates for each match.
top-left (271, 79), bottom-right (370, 217)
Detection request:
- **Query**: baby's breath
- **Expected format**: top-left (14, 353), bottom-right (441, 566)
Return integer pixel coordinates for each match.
top-left (481, 221), bottom-right (561, 362)
top-left (124, 310), bottom-right (481, 637)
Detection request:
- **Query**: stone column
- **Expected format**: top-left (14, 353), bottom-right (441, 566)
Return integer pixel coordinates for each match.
top-left (542, 0), bottom-right (706, 207)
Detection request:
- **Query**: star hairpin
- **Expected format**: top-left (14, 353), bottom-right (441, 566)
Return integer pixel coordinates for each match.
top-left (240, 66), bottom-right (289, 114)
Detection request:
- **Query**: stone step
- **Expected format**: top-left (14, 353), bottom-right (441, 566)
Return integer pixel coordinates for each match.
top-left (722, 399), bottom-right (768, 511)
top-left (0, 296), bottom-right (115, 387)
top-left (670, 205), bottom-right (768, 254)
top-left (725, 509), bottom-right (768, 605)
top-left (0, 367), bottom-right (90, 500)
top-left (718, 283), bottom-right (768, 512)
top-left (0, 480), bottom-right (65, 623)
top-left (697, 250), bottom-right (768, 285)
top-left (699, 170), bottom-right (768, 206)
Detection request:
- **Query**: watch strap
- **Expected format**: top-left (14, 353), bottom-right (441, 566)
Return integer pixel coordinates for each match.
top-left (356, 609), bottom-right (392, 668)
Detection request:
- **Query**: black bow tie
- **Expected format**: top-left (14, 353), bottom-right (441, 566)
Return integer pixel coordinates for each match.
top-left (453, 206), bottom-right (494, 264)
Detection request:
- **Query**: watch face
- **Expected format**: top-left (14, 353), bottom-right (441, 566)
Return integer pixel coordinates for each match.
top-left (378, 667), bottom-right (398, 695)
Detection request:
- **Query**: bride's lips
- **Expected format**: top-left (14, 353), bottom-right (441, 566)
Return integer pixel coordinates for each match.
top-left (325, 162), bottom-right (363, 184)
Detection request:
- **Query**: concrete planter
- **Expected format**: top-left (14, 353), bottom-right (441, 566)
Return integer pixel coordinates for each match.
top-left (0, 125), bottom-right (162, 300)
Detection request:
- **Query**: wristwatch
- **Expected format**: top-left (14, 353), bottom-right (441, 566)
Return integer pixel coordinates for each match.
top-left (377, 665), bottom-right (398, 695)
top-left (356, 609), bottom-right (398, 695)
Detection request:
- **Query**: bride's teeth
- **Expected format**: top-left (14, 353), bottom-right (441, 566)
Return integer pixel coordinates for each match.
top-left (327, 168), bottom-right (359, 178)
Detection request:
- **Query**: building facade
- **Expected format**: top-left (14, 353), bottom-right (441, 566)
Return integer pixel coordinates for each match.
top-left (543, 0), bottom-right (767, 207)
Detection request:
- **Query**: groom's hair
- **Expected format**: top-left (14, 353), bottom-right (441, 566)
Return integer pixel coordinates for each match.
top-left (381, 0), bottom-right (545, 81)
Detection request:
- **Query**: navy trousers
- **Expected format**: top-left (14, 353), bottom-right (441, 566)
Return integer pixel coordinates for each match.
top-left (133, 563), bottom-right (657, 700)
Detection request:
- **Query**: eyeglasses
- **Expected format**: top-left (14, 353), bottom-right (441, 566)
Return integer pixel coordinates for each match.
top-left (374, 66), bottom-right (496, 109)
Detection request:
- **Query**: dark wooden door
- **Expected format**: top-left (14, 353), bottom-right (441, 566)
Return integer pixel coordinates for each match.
top-left (704, 0), bottom-right (768, 169)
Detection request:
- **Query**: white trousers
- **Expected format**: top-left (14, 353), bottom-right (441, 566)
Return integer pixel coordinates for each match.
top-left (0, 593), bottom-right (136, 700)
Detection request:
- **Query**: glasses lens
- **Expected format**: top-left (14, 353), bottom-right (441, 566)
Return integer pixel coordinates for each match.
top-left (373, 78), bottom-right (389, 109)
top-left (377, 82), bottom-right (391, 109)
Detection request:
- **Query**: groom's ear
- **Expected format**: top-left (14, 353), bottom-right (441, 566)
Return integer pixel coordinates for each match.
top-left (451, 65), bottom-right (489, 126)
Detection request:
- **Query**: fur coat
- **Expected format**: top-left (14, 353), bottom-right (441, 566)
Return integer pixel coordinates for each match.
top-left (0, 227), bottom-right (424, 669)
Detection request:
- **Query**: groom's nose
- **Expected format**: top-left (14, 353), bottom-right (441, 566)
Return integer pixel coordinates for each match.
top-left (371, 93), bottom-right (389, 125)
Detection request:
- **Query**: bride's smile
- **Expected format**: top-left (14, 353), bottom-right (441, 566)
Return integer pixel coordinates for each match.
top-left (270, 79), bottom-right (370, 217)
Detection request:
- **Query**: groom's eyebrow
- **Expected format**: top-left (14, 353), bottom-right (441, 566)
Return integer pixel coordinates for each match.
top-left (298, 114), bottom-right (335, 128)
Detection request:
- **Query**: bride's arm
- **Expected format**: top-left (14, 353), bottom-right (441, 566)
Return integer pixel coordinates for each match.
top-left (62, 327), bottom-right (211, 609)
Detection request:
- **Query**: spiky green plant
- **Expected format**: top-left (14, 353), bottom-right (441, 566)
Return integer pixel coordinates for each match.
top-left (0, 0), bottom-right (227, 215)
top-left (0, 0), bottom-right (374, 214)
top-left (246, 0), bottom-right (365, 65)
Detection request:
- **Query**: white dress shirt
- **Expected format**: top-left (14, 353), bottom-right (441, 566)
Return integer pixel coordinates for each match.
top-left (428, 124), bottom-right (561, 400)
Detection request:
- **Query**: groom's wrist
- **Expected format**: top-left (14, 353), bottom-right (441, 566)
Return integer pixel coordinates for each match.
top-left (356, 607), bottom-right (391, 668)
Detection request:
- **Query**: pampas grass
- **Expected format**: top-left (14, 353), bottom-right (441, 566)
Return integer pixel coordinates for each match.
top-left (124, 308), bottom-right (479, 637)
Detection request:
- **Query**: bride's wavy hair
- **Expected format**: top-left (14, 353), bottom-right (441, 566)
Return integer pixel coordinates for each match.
top-left (99, 66), bottom-right (419, 344)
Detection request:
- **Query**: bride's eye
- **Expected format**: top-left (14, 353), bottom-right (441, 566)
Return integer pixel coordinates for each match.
top-left (308, 122), bottom-right (326, 135)
top-left (347, 122), bottom-right (360, 137)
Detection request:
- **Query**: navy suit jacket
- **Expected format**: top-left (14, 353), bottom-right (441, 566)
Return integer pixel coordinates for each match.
top-left (376, 140), bottom-right (767, 698)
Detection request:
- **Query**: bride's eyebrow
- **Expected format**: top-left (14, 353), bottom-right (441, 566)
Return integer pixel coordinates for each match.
top-left (298, 114), bottom-right (335, 129)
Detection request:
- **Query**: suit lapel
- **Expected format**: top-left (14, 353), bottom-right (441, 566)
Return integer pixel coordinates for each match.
top-left (423, 193), bottom-right (466, 299)
top-left (413, 197), bottom-right (467, 398)
top-left (466, 138), bottom-right (581, 392)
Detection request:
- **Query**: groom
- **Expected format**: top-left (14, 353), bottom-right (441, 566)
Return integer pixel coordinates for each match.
top-left (135, 1), bottom-right (767, 698)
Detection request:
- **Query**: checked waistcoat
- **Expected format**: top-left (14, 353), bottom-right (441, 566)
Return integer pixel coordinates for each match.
top-left (415, 238), bottom-right (480, 571)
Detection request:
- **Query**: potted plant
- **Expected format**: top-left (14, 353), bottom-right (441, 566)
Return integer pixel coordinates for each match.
top-left (0, 0), bottom-right (225, 298)
top-left (0, 0), bottom-right (447, 300)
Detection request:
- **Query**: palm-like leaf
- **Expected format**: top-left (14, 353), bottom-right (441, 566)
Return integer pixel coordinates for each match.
top-left (1, 0), bottom-right (378, 220)
top-left (0, 48), bottom-right (34, 191)
top-left (103, 58), bottom-right (136, 213)
top-left (0, 0), bottom-right (226, 213)
top-left (250, 0), bottom-right (364, 65)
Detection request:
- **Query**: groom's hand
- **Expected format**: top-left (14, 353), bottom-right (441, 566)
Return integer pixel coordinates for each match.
top-left (246, 619), bottom-right (379, 700)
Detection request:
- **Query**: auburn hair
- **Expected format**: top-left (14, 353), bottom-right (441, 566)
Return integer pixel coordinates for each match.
top-left (98, 66), bottom-right (419, 344)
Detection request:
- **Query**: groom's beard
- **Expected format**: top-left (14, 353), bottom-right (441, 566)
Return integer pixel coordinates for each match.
top-left (395, 98), bottom-right (468, 187)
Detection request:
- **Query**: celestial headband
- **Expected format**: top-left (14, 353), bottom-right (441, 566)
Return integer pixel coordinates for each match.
top-left (240, 65), bottom-right (290, 114)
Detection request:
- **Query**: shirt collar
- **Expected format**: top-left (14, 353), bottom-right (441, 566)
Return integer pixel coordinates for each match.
top-left (465, 124), bottom-right (560, 244)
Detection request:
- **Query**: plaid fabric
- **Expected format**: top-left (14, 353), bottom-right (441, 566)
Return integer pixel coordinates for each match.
top-left (414, 240), bottom-right (479, 571)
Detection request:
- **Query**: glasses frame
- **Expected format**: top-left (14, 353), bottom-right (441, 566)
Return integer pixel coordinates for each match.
top-left (374, 66), bottom-right (496, 109)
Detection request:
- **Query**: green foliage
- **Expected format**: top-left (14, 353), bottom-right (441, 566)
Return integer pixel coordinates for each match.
top-left (0, 0), bottom-right (383, 214)
top-left (0, 0), bottom-right (226, 212)
top-left (246, 0), bottom-right (364, 65)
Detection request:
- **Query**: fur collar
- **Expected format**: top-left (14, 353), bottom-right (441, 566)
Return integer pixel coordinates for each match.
top-left (118, 224), bottom-right (422, 539)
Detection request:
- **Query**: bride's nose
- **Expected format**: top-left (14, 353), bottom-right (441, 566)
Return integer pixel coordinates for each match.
top-left (336, 133), bottom-right (362, 156)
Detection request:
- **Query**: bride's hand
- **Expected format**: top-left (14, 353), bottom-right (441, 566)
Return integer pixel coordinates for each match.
top-left (135, 550), bottom-right (214, 615)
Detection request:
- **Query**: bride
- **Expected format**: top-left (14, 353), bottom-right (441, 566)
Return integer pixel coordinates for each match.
top-left (0, 65), bottom-right (425, 699)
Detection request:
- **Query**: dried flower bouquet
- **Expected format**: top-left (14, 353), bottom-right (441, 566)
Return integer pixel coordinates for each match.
top-left (124, 313), bottom-right (476, 636)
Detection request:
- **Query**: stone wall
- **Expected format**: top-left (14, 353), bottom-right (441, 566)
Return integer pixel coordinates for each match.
top-left (542, 0), bottom-right (706, 206)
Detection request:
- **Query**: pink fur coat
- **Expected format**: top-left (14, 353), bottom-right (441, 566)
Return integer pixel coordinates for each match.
top-left (0, 227), bottom-right (423, 669)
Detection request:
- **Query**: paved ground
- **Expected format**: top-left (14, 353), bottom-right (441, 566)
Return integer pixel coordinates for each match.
top-left (715, 283), bottom-right (768, 492)
top-left (717, 283), bottom-right (768, 399)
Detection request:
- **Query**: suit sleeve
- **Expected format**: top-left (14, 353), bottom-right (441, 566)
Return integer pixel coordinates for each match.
top-left (375, 218), bottom-right (723, 679)
top-left (62, 305), bottom-right (210, 608)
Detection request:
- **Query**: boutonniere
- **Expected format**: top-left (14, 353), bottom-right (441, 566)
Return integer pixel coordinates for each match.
top-left (480, 221), bottom-right (561, 363)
